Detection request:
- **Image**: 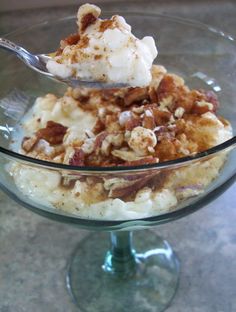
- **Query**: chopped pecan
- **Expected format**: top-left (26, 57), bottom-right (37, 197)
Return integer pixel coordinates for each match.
top-left (157, 75), bottom-right (177, 103)
top-left (92, 119), bottom-right (106, 134)
top-left (157, 75), bottom-right (192, 112)
top-left (69, 149), bottom-right (85, 166)
top-left (101, 89), bottom-right (125, 106)
top-left (152, 108), bottom-right (172, 125)
top-left (22, 136), bottom-right (39, 152)
top-left (142, 110), bottom-right (156, 129)
top-left (159, 130), bottom-right (176, 141)
top-left (124, 88), bottom-right (149, 106)
top-left (122, 157), bottom-right (159, 167)
top-left (78, 95), bottom-right (90, 104)
top-left (108, 176), bottom-right (150, 198)
top-left (36, 121), bottom-right (68, 145)
top-left (149, 87), bottom-right (158, 103)
top-left (202, 90), bottom-right (219, 112)
top-left (155, 139), bottom-right (177, 161)
top-left (125, 116), bottom-right (141, 131)
top-left (112, 150), bottom-right (144, 162)
top-left (94, 131), bottom-right (108, 150)
top-left (101, 89), bottom-right (118, 100)
top-left (108, 170), bottom-right (161, 198)
top-left (191, 102), bottom-right (212, 115)
top-left (190, 90), bottom-right (218, 115)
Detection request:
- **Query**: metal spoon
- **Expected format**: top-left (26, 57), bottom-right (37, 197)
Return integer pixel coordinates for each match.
top-left (0, 37), bottom-right (129, 89)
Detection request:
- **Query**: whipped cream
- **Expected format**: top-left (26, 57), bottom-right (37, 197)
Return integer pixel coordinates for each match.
top-left (46, 4), bottom-right (158, 87)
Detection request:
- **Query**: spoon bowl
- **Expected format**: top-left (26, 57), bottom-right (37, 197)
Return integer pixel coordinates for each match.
top-left (0, 37), bottom-right (129, 89)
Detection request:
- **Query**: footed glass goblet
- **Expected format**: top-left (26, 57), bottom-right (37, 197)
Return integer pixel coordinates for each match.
top-left (0, 13), bottom-right (236, 312)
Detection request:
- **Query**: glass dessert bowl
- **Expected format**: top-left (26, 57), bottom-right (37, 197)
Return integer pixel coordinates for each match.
top-left (0, 12), bottom-right (236, 312)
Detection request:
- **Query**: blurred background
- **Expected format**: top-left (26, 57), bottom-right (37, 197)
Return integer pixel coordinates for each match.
top-left (0, 1), bottom-right (236, 38)
top-left (1, 0), bottom-right (127, 11)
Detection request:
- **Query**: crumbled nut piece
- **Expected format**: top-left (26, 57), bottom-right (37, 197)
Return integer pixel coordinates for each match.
top-left (124, 88), bottom-right (149, 106)
top-left (92, 119), bottom-right (105, 134)
top-left (147, 146), bottom-right (155, 153)
top-left (63, 146), bottom-right (75, 164)
top-left (34, 139), bottom-right (56, 156)
top-left (124, 116), bottom-right (141, 131)
top-left (149, 87), bottom-right (158, 103)
top-left (153, 108), bottom-right (172, 125)
top-left (36, 121), bottom-right (68, 145)
top-left (203, 90), bottom-right (219, 111)
top-left (22, 136), bottom-right (39, 152)
top-left (196, 101), bottom-right (214, 110)
top-left (106, 173), bottom-right (157, 198)
top-left (112, 150), bottom-right (144, 161)
top-left (174, 107), bottom-right (185, 118)
top-left (158, 96), bottom-right (173, 112)
top-left (94, 131), bottom-right (108, 151)
top-left (132, 105), bottom-right (145, 114)
top-left (101, 133), bottom-right (124, 156)
top-left (142, 110), bottom-right (155, 129)
top-left (98, 107), bottom-right (106, 118)
top-left (69, 149), bottom-right (85, 166)
top-left (192, 100), bottom-right (214, 115)
top-left (128, 126), bottom-right (157, 156)
top-left (150, 65), bottom-right (167, 88)
top-left (81, 138), bottom-right (95, 154)
top-left (71, 88), bottom-right (90, 101)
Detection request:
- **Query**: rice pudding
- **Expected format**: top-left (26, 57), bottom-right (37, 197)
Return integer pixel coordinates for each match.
top-left (10, 64), bottom-right (233, 220)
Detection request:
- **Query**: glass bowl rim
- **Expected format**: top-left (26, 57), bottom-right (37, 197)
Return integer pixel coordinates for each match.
top-left (0, 12), bottom-right (236, 172)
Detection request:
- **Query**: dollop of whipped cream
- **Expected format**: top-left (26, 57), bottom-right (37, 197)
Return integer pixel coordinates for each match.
top-left (46, 4), bottom-right (158, 87)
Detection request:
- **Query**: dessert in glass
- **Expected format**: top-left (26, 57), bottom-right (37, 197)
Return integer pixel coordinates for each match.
top-left (0, 4), bottom-right (235, 312)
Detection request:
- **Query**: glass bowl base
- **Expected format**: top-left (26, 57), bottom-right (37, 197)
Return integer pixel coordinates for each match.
top-left (67, 231), bottom-right (180, 312)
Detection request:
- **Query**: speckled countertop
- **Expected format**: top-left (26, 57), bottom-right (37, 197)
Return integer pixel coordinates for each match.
top-left (0, 1), bottom-right (236, 312)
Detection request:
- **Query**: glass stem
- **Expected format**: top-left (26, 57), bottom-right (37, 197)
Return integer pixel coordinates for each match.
top-left (103, 231), bottom-right (137, 278)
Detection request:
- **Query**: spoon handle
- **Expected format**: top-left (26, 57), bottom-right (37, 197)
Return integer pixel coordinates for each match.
top-left (0, 37), bottom-right (35, 66)
top-left (0, 37), bottom-right (29, 54)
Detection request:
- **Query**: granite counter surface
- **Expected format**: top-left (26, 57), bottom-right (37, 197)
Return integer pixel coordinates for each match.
top-left (0, 1), bottom-right (236, 312)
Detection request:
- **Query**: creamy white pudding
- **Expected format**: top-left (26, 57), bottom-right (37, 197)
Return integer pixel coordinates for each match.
top-left (46, 4), bottom-right (157, 87)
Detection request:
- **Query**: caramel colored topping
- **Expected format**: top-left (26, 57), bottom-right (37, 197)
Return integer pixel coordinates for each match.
top-left (94, 54), bottom-right (102, 60)
top-left (99, 19), bottom-right (114, 32)
top-left (61, 33), bottom-right (80, 47)
top-left (81, 13), bottom-right (97, 32)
